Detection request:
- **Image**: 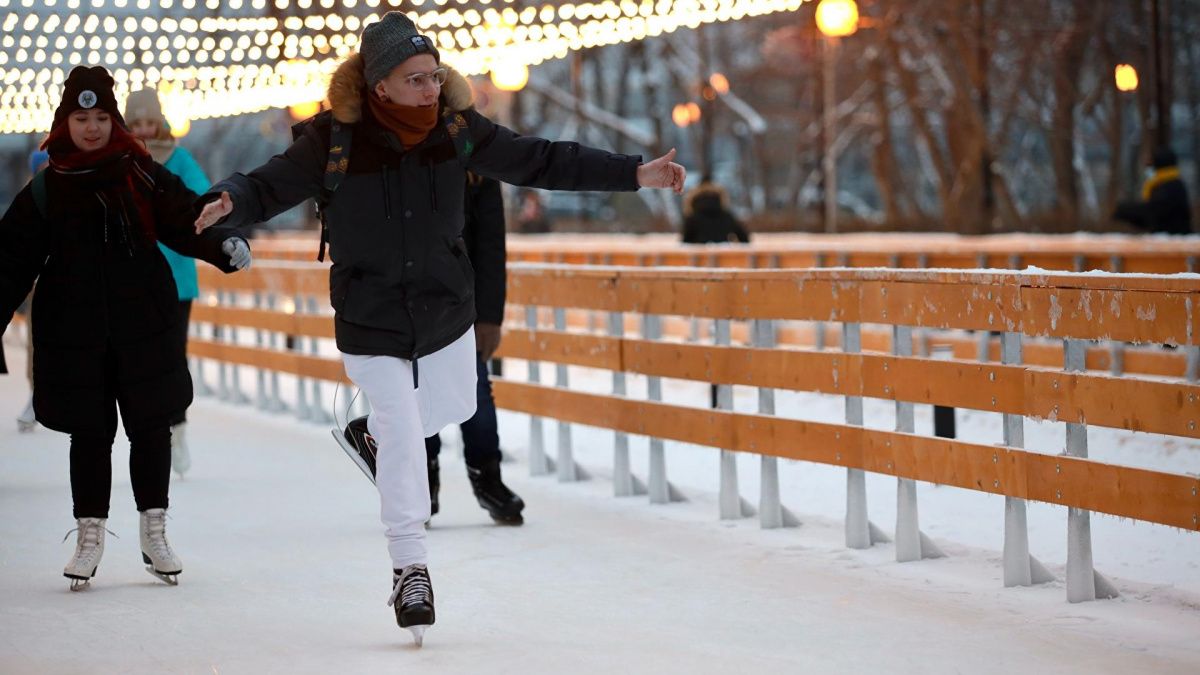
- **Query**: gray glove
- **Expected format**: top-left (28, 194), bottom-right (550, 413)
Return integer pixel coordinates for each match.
top-left (222, 237), bottom-right (252, 270)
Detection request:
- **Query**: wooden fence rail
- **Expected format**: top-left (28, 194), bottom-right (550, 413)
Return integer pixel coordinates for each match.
top-left (192, 261), bottom-right (1200, 603)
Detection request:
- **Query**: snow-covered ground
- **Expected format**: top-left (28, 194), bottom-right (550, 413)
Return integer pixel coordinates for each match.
top-left (3, 339), bottom-right (1200, 674)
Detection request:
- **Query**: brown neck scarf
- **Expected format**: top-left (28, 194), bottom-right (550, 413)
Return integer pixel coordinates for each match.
top-left (367, 94), bottom-right (439, 149)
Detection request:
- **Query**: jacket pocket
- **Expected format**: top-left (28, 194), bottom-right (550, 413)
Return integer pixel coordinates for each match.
top-left (425, 237), bottom-right (473, 302)
top-left (339, 274), bottom-right (412, 332)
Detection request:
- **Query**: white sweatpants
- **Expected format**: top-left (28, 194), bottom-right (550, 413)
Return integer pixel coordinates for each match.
top-left (342, 329), bottom-right (478, 569)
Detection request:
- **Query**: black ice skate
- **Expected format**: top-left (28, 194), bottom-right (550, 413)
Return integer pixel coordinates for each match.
top-left (468, 459), bottom-right (525, 525)
top-left (388, 564), bottom-right (435, 647)
top-left (333, 415), bottom-right (377, 484)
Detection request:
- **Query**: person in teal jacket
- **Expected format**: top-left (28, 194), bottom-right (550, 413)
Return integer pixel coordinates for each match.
top-left (125, 88), bottom-right (210, 477)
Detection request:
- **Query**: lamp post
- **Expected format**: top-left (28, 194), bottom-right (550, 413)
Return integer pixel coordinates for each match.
top-left (816, 0), bottom-right (858, 234)
top-left (1115, 64), bottom-right (1140, 198)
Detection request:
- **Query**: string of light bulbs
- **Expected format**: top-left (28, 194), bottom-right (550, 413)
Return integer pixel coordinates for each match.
top-left (0, 0), bottom-right (806, 134)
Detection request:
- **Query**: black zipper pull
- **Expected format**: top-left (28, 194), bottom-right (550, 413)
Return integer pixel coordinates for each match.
top-left (412, 353), bottom-right (419, 390)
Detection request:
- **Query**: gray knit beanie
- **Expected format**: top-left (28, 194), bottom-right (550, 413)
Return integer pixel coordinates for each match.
top-left (360, 12), bottom-right (440, 87)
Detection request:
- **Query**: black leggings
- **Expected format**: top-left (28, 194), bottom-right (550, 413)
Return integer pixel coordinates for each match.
top-left (70, 419), bottom-right (172, 519)
top-left (168, 300), bottom-right (193, 426)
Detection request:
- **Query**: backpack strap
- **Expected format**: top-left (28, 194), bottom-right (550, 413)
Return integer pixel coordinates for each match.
top-left (442, 111), bottom-right (474, 167)
top-left (31, 169), bottom-right (48, 220)
top-left (314, 121), bottom-right (353, 262)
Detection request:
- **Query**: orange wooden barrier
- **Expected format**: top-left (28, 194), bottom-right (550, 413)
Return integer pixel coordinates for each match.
top-left (191, 262), bottom-right (1200, 535)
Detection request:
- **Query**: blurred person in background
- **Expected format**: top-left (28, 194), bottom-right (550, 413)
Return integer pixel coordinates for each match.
top-left (125, 88), bottom-right (211, 477)
top-left (682, 176), bottom-right (750, 244)
top-left (1114, 147), bottom-right (1193, 235)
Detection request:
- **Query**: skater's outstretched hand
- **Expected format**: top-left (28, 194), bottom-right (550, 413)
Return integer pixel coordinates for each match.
top-left (195, 192), bottom-right (233, 233)
top-left (475, 322), bottom-right (502, 362)
top-left (222, 237), bottom-right (253, 271)
top-left (636, 148), bottom-right (686, 194)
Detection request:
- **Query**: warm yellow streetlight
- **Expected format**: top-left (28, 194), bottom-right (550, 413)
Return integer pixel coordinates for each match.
top-left (709, 73), bottom-right (730, 95)
top-left (686, 102), bottom-right (702, 124)
top-left (672, 103), bottom-right (691, 128)
top-left (816, 0), bottom-right (859, 38)
top-left (490, 62), bottom-right (529, 92)
top-left (1114, 64), bottom-right (1139, 92)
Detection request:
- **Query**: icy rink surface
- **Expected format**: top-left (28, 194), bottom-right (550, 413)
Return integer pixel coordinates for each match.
top-left (3, 344), bottom-right (1200, 674)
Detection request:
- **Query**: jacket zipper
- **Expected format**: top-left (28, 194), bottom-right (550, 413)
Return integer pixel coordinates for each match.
top-left (427, 164), bottom-right (438, 213)
top-left (382, 164), bottom-right (392, 219)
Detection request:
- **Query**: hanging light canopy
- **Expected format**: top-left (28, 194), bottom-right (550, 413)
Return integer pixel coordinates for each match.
top-left (0, 0), bottom-right (809, 134)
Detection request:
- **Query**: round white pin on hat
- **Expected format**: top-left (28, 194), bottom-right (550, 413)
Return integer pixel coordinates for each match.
top-left (78, 90), bottom-right (97, 108)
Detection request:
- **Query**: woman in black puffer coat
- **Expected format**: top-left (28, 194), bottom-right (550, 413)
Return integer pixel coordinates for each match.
top-left (0, 66), bottom-right (251, 590)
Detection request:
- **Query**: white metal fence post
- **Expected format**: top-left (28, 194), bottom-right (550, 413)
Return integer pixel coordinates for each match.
top-left (893, 325), bottom-right (945, 562)
top-left (844, 321), bottom-right (889, 549)
top-left (754, 319), bottom-right (799, 529)
top-left (307, 296), bottom-right (334, 424)
top-left (644, 313), bottom-right (683, 504)
top-left (264, 292), bottom-right (286, 413)
top-left (1000, 331), bottom-right (1055, 587)
top-left (610, 311), bottom-right (645, 497)
top-left (293, 294), bottom-right (312, 421)
top-left (716, 319), bottom-right (753, 520)
top-left (1064, 339), bottom-right (1119, 603)
top-left (526, 305), bottom-right (552, 476)
top-left (554, 307), bottom-right (582, 481)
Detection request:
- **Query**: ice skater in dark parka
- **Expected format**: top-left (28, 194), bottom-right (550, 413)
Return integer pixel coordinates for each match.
top-left (192, 11), bottom-right (685, 646)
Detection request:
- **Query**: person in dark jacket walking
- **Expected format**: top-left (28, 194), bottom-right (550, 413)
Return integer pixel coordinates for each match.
top-left (1114, 147), bottom-right (1193, 235)
top-left (193, 11), bottom-right (684, 645)
top-left (682, 178), bottom-right (750, 244)
top-left (0, 66), bottom-right (251, 590)
top-left (422, 173), bottom-right (525, 525)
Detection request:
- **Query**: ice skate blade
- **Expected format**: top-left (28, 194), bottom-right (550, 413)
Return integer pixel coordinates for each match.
top-left (407, 625), bottom-right (428, 647)
top-left (146, 567), bottom-right (180, 585)
top-left (490, 514), bottom-right (524, 526)
top-left (65, 574), bottom-right (94, 591)
top-left (331, 429), bottom-right (376, 485)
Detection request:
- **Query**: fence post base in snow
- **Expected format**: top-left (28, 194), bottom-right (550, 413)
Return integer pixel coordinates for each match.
top-left (846, 468), bottom-right (890, 549)
top-left (1003, 496), bottom-right (1056, 587)
top-left (759, 456), bottom-right (801, 529)
top-left (648, 439), bottom-right (685, 504)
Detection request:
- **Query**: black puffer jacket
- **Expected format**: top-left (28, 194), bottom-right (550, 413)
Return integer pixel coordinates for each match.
top-left (0, 159), bottom-right (241, 434)
top-left (208, 54), bottom-right (640, 360)
top-left (464, 174), bottom-right (506, 325)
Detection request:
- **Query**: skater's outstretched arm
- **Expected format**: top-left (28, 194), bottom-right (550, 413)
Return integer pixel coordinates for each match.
top-left (195, 125), bottom-right (326, 232)
top-left (0, 186), bottom-right (50, 375)
top-left (150, 163), bottom-right (245, 273)
top-left (464, 112), bottom-right (684, 194)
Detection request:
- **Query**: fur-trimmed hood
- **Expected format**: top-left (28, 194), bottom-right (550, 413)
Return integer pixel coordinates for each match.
top-left (683, 182), bottom-right (731, 217)
top-left (327, 52), bottom-right (474, 124)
